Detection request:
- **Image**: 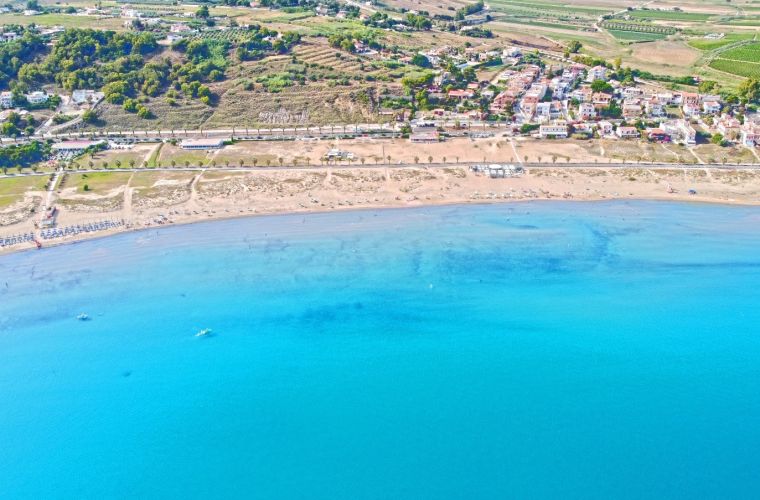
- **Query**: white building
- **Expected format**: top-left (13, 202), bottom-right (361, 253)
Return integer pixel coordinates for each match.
top-left (578, 102), bottom-right (596, 120)
top-left (539, 122), bottom-right (569, 139)
top-left (25, 91), bottom-right (49, 105)
top-left (663, 119), bottom-right (697, 145)
top-left (586, 65), bottom-right (607, 82)
top-left (616, 126), bottom-right (640, 139)
top-left (702, 100), bottom-right (721, 114)
top-left (0, 91), bottom-right (12, 108)
top-left (598, 120), bottom-right (614, 136)
top-left (71, 89), bottom-right (104, 105)
top-left (180, 138), bottom-right (226, 150)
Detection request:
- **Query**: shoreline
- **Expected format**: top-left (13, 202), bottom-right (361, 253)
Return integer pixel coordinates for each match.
top-left (2, 194), bottom-right (760, 257)
top-left (2, 164), bottom-right (759, 256)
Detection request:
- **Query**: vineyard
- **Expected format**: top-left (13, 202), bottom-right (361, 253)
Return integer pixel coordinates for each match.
top-left (294, 44), bottom-right (365, 75)
top-left (185, 28), bottom-right (267, 44)
top-left (709, 59), bottom-right (760, 79)
top-left (600, 21), bottom-right (676, 35)
top-left (608, 30), bottom-right (668, 42)
top-left (116, 0), bottom-right (176, 4)
top-left (718, 42), bottom-right (760, 63)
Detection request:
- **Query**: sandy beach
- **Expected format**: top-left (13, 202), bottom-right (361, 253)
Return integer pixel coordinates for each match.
top-left (2, 164), bottom-right (760, 253)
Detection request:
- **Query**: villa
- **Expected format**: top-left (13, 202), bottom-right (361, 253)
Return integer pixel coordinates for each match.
top-left (616, 127), bottom-right (640, 139)
top-left (539, 122), bottom-right (569, 139)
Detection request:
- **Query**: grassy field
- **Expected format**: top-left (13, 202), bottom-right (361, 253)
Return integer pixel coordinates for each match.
top-left (0, 13), bottom-right (126, 30)
top-left (0, 176), bottom-right (47, 208)
top-left (624, 9), bottom-right (714, 22)
top-left (688, 33), bottom-right (756, 51)
top-left (608, 30), bottom-right (669, 42)
top-left (67, 172), bottom-right (131, 194)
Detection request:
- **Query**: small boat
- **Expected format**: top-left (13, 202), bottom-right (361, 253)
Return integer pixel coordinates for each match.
top-left (76, 313), bottom-right (90, 321)
top-left (196, 328), bottom-right (212, 337)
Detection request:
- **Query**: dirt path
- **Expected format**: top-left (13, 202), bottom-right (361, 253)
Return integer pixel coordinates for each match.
top-left (123, 171), bottom-right (136, 219)
top-left (687, 147), bottom-right (705, 165)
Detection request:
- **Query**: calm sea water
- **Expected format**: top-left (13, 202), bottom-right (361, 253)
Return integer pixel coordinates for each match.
top-left (1, 201), bottom-right (760, 499)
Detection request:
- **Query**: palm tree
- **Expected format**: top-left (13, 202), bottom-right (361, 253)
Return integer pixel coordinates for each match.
top-left (102, 161), bottom-right (109, 169)
top-left (552, 155), bottom-right (557, 164)
top-left (386, 155), bottom-right (391, 164)
top-left (225, 160), bottom-right (230, 168)
top-left (427, 155), bottom-right (433, 164)
top-left (265, 159), bottom-right (271, 167)
top-left (414, 156), bottom-right (419, 164)
top-left (278, 157), bottom-right (283, 167)
top-left (524, 155), bottom-right (528, 164)
top-left (239, 159), bottom-right (244, 168)
top-left (210, 160), bottom-right (216, 168)
top-left (129, 159), bottom-right (135, 168)
top-left (88, 161), bottom-right (94, 168)
top-left (114, 160), bottom-right (121, 169)
top-left (171, 160), bottom-right (176, 168)
top-left (184, 161), bottom-right (190, 168)
top-left (293, 158), bottom-right (299, 168)
top-left (360, 157), bottom-right (365, 166)
top-left (252, 158), bottom-right (258, 167)
top-left (197, 160), bottom-right (203, 168)
top-left (442, 156), bottom-right (447, 164)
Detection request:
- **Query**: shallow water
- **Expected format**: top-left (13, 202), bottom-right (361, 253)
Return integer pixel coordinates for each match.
top-left (1, 201), bottom-right (760, 499)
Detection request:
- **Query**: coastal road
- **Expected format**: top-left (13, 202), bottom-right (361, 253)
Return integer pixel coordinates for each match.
top-left (0, 121), bottom-right (517, 145)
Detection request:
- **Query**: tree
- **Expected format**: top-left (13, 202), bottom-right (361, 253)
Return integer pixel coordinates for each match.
top-left (82, 110), bottom-right (97, 124)
top-left (196, 5), bottom-right (210, 18)
top-left (591, 80), bottom-right (613, 93)
top-left (411, 53), bottom-right (431, 68)
top-left (567, 41), bottom-right (582, 54)
top-left (738, 78), bottom-right (760, 104)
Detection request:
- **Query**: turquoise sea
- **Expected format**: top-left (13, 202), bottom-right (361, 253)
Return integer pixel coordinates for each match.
top-left (1, 201), bottom-right (760, 499)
